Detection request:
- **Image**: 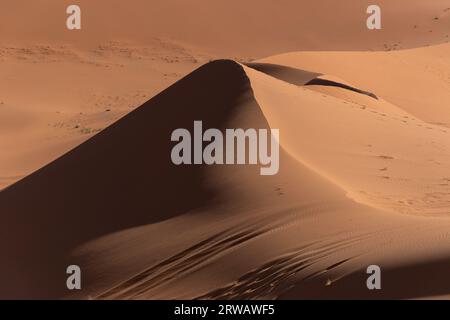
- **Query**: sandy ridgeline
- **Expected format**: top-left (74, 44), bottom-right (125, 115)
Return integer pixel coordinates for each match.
top-left (1, 1), bottom-right (450, 300)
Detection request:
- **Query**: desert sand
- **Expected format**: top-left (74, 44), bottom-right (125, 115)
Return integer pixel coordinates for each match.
top-left (1, 1), bottom-right (450, 299)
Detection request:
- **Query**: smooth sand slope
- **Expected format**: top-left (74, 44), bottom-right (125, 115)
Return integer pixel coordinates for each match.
top-left (1, 54), bottom-right (450, 299)
top-left (257, 43), bottom-right (450, 215)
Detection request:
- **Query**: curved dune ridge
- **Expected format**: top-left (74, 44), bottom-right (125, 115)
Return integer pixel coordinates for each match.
top-left (2, 47), bottom-right (450, 299)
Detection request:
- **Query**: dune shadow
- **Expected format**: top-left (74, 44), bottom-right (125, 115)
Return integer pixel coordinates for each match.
top-left (246, 63), bottom-right (321, 86)
top-left (246, 62), bottom-right (378, 100)
top-left (305, 78), bottom-right (378, 100)
top-left (279, 256), bottom-right (450, 299)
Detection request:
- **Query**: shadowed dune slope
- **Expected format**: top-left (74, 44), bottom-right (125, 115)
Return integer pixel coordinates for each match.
top-left (0, 60), bottom-right (262, 298)
top-left (304, 78), bottom-right (378, 100)
top-left (246, 62), bottom-right (378, 99)
top-left (245, 63), bottom-right (321, 86)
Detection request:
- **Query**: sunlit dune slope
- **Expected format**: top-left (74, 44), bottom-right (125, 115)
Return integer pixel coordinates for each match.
top-left (260, 43), bottom-right (450, 125)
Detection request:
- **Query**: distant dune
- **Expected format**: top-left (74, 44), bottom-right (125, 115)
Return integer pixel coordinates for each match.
top-left (2, 0), bottom-right (450, 55)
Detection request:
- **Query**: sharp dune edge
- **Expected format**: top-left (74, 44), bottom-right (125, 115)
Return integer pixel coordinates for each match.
top-left (2, 44), bottom-right (450, 299)
top-left (1, 1), bottom-right (450, 300)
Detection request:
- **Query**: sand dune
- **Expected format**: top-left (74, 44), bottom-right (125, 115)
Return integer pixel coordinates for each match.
top-left (1, 54), bottom-right (450, 299)
top-left (1, 0), bottom-right (450, 301)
